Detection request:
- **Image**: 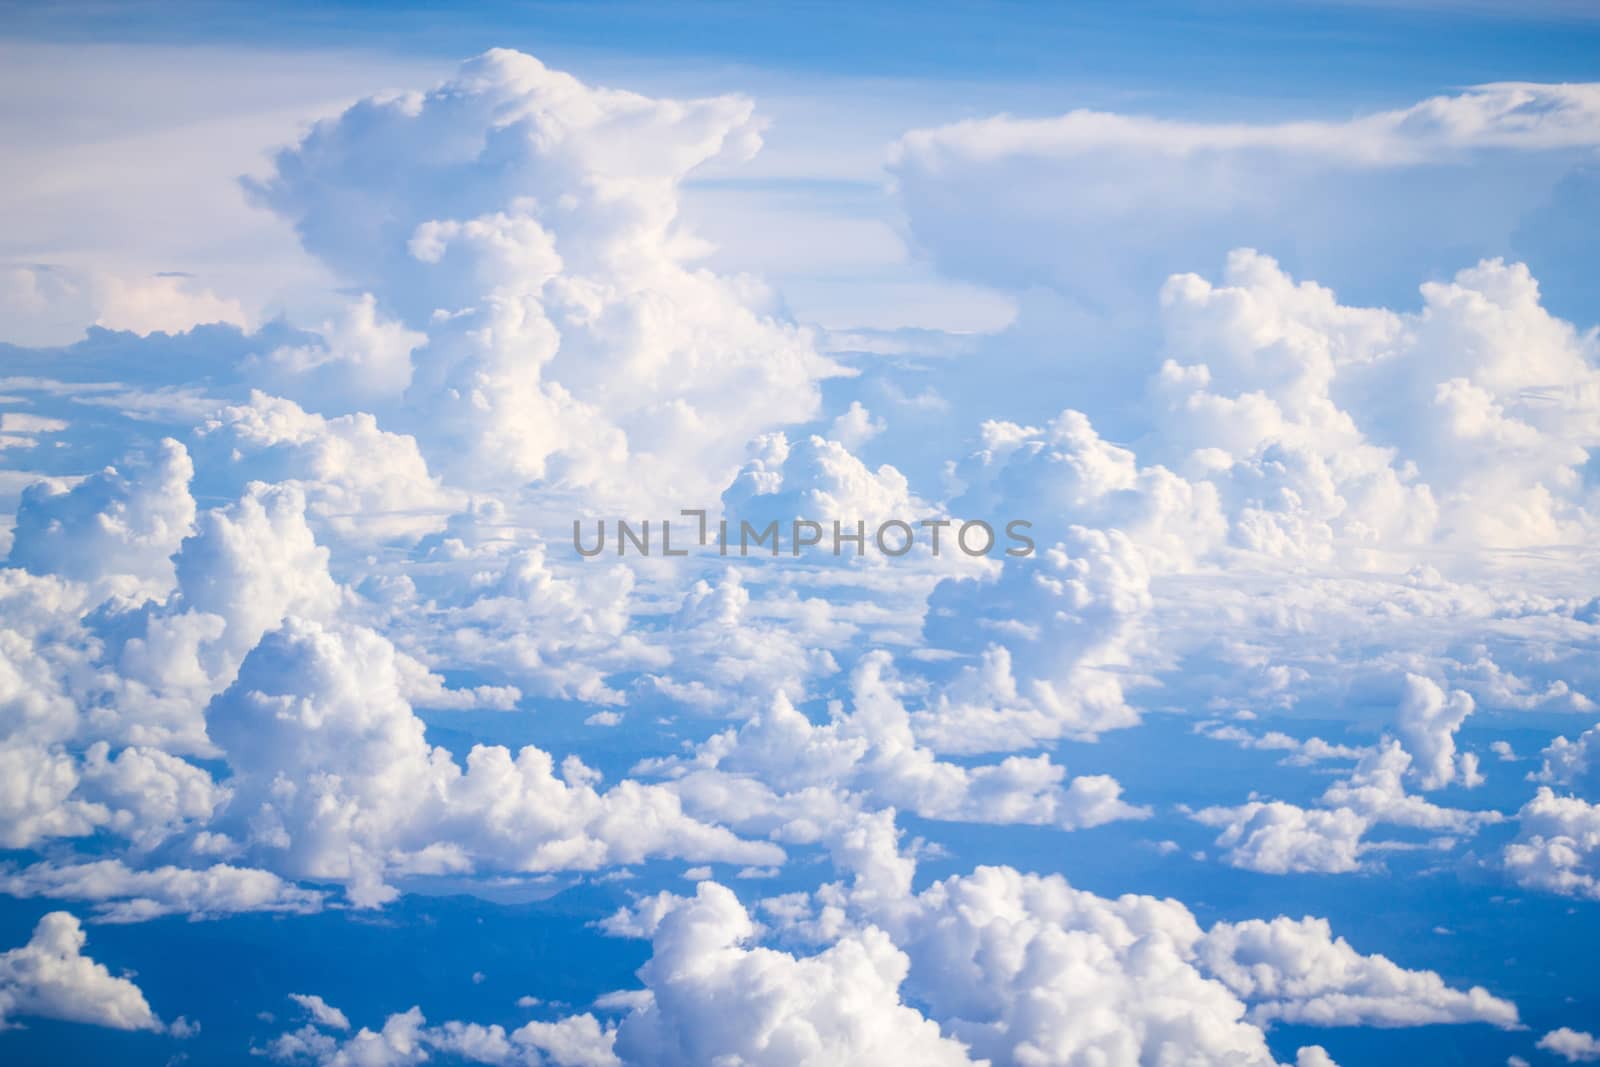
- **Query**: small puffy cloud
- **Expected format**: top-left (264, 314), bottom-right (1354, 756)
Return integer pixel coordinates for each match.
top-left (261, 999), bottom-right (620, 1066)
top-left (1395, 674), bottom-right (1481, 790)
top-left (1541, 1028), bottom-right (1600, 1063)
top-left (1319, 741), bottom-right (1494, 833)
top-left (264, 1006), bottom-right (426, 1065)
top-left (1194, 801), bottom-right (1368, 875)
top-left (1503, 787), bottom-right (1600, 900)
top-left (288, 993), bottom-right (350, 1031)
top-left (1534, 723), bottom-right (1600, 797)
top-left (828, 401), bottom-right (884, 449)
top-left (0, 911), bottom-right (161, 1031)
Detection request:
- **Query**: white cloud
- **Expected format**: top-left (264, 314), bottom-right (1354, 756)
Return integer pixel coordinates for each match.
top-left (827, 401), bottom-right (884, 449)
top-left (248, 49), bottom-right (846, 505)
top-left (1534, 722), bottom-right (1600, 796)
top-left (0, 266), bottom-right (250, 347)
top-left (1541, 1028), bottom-right (1600, 1063)
top-left (288, 993), bottom-right (350, 1032)
top-left (612, 881), bottom-right (976, 1066)
top-left (7, 437), bottom-right (194, 596)
top-left (195, 390), bottom-right (462, 545)
top-left (1193, 801), bottom-right (1368, 875)
top-left (918, 525), bottom-right (1156, 749)
top-left (646, 649), bottom-right (1148, 840)
top-left (1395, 674), bottom-right (1481, 790)
top-left (0, 48), bottom-right (1596, 1065)
top-left (263, 999), bottom-right (621, 1067)
top-left (889, 82), bottom-right (1600, 334)
top-left (1194, 735), bottom-right (1499, 874)
top-left (249, 294), bottom-right (424, 412)
top-left (209, 616), bottom-right (782, 906)
top-left (1195, 720), bottom-right (1365, 766)
top-left (1503, 787), bottom-right (1600, 900)
top-left (0, 859), bottom-right (324, 923)
top-left (1199, 915), bottom-right (1518, 1028)
top-left (0, 911), bottom-right (161, 1032)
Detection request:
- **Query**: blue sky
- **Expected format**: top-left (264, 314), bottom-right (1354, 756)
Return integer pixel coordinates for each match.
top-left (1, 4), bottom-right (1599, 1066)
top-left (11, 1), bottom-right (1600, 92)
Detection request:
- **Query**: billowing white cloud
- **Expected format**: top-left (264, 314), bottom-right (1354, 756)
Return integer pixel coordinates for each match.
top-left (645, 650), bottom-right (1148, 840)
top-left (7, 437), bottom-right (195, 595)
top-left (1194, 800), bottom-right (1368, 875)
top-left (194, 390), bottom-right (462, 545)
top-left (1395, 674), bottom-right (1482, 790)
top-left (1199, 915), bottom-right (1518, 1029)
top-left (248, 49), bottom-right (846, 504)
top-left (919, 525), bottom-right (1155, 749)
top-left (0, 911), bottom-right (162, 1032)
top-left (1503, 787), bottom-right (1600, 900)
top-left (209, 615), bottom-right (783, 906)
top-left (1534, 722), bottom-right (1600, 797)
top-left (1194, 735), bottom-right (1500, 874)
top-left (612, 881), bottom-right (976, 1066)
top-left (598, 820), bottom-right (1504, 1066)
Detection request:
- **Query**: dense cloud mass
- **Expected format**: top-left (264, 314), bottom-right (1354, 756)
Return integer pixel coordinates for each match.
top-left (0, 912), bottom-right (163, 1032)
top-left (1, 40), bottom-right (1597, 1067)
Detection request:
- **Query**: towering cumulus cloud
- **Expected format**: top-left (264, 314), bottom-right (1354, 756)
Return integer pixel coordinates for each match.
top-left (249, 49), bottom-right (844, 503)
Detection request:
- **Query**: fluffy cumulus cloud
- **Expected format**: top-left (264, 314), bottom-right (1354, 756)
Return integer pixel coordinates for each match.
top-left (1197, 916), bottom-right (1517, 1029)
top-left (612, 881), bottom-right (975, 1066)
top-left (643, 650), bottom-right (1148, 842)
top-left (589, 824), bottom-right (1510, 1067)
top-left (7, 436), bottom-right (195, 596)
top-left (1541, 1028), bottom-right (1600, 1063)
top-left (262, 996), bottom-right (620, 1066)
top-left (1502, 788), bottom-right (1600, 901)
top-left (1394, 674), bottom-right (1481, 790)
top-left (208, 615), bottom-right (782, 906)
top-left (1192, 720), bottom-right (1503, 876)
top-left (0, 912), bottom-right (162, 1032)
top-left (1534, 722), bottom-right (1600, 797)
